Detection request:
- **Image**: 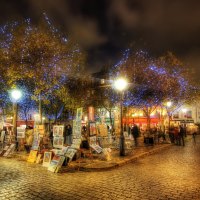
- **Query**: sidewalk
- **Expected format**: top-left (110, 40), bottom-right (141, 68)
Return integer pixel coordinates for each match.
top-left (66, 142), bottom-right (172, 172)
top-left (74, 135), bottom-right (193, 172)
top-left (11, 137), bottom-right (172, 172)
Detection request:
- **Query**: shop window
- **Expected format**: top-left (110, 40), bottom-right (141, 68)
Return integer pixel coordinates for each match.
top-left (186, 110), bottom-right (192, 118)
top-left (173, 112), bottom-right (179, 119)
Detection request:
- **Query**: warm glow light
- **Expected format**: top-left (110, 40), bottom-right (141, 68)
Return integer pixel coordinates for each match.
top-left (113, 78), bottom-right (128, 91)
top-left (166, 101), bottom-right (172, 107)
top-left (34, 114), bottom-right (40, 120)
top-left (182, 108), bottom-right (187, 113)
top-left (11, 89), bottom-right (22, 101)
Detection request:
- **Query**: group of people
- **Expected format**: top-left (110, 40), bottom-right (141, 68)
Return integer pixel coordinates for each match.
top-left (169, 124), bottom-right (186, 146)
top-left (128, 123), bottom-right (187, 147)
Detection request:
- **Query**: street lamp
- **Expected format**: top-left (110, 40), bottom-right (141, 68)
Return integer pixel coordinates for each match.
top-left (11, 89), bottom-right (22, 150)
top-left (113, 78), bottom-right (128, 156)
top-left (166, 101), bottom-right (172, 108)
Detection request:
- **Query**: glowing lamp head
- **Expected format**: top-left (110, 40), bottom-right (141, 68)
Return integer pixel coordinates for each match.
top-left (166, 101), bottom-right (172, 107)
top-left (113, 78), bottom-right (128, 91)
top-left (11, 89), bottom-right (22, 101)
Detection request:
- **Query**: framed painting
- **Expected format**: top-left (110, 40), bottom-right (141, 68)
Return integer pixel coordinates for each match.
top-left (53, 137), bottom-right (64, 149)
top-left (27, 150), bottom-right (38, 163)
top-left (42, 151), bottom-right (52, 167)
top-left (89, 122), bottom-right (97, 136)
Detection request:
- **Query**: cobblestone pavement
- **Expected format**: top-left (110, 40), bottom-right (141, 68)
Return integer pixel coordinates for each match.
top-left (0, 136), bottom-right (200, 200)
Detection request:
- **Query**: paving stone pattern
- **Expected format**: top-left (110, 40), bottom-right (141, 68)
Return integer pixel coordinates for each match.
top-left (0, 136), bottom-right (200, 200)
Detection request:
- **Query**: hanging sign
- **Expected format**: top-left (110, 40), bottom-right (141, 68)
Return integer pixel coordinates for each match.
top-left (88, 106), bottom-right (94, 121)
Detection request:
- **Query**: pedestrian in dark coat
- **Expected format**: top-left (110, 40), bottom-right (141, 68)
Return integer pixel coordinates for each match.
top-left (65, 124), bottom-right (72, 145)
top-left (131, 124), bottom-right (139, 146)
top-left (179, 125), bottom-right (185, 146)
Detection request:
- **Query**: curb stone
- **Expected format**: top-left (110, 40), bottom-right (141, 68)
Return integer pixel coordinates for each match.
top-left (79, 144), bottom-right (172, 172)
top-left (9, 143), bottom-right (172, 172)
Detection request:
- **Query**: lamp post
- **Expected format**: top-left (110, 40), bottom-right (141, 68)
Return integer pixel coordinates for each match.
top-left (113, 78), bottom-right (128, 156)
top-left (11, 89), bottom-right (22, 150)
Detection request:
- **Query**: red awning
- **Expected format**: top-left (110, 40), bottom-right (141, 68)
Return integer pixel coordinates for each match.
top-left (123, 117), bottom-right (159, 124)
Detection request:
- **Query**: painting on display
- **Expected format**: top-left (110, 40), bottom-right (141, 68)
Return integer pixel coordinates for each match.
top-left (70, 138), bottom-right (82, 149)
top-left (53, 137), bottom-right (64, 149)
top-left (72, 120), bottom-right (81, 138)
top-left (53, 125), bottom-right (64, 137)
top-left (42, 151), bottom-right (52, 167)
top-left (48, 155), bottom-right (65, 173)
top-left (65, 148), bottom-right (77, 162)
top-left (3, 144), bottom-right (16, 157)
top-left (89, 136), bottom-right (97, 145)
top-left (31, 132), bottom-right (40, 150)
top-left (17, 127), bottom-right (26, 138)
top-left (34, 125), bottom-right (45, 136)
top-left (48, 154), bottom-right (62, 172)
top-left (89, 122), bottom-right (97, 136)
top-left (27, 150), bottom-right (38, 163)
top-left (55, 156), bottom-right (65, 173)
top-left (76, 108), bottom-right (83, 121)
top-left (90, 144), bottom-right (102, 154)
top-left (35, 153), bottom-right (43, 164)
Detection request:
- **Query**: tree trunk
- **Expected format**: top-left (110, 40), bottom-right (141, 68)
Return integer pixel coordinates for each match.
top-left (39, 93), bottom-right (42, 125)
top-left (147, 115), bottom-right (151, 131)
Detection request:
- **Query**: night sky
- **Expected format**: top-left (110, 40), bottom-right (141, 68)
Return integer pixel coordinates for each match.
top-left (1, 0), bottom-right (200, 77)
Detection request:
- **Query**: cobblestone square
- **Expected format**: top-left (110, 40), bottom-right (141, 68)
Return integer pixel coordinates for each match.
top-left (0, 136), bottom-right (200, 200)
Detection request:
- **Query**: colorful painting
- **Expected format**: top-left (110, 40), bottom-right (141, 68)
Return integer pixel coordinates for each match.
top-left (42, 151), bottom-right (52, 167)
top-left (35, 153), bottom-right (43, 164)
top-left (76, 108), bottom-right (83, 121)
top-left (90, 144), bottom-right (102, 153)
top-left (27, 150), bottom-right (38, 163)
top-left (71, 138), bottom-right (81, 149)
top-left (31, 132), bottom-right (40, 150)
top-left (48, 154), bottom-right (61, 172)
top-left (73, 120), bottom-right (82, 138)
top-left (53, 137), bottom-right (64, 149)
top-left (53, 125), bottom-right (64, 137)
top-left (55, 156), bottom-right (65, 173)
top-left (53, 126), bottom-right (59, 136)
top-left (89, 136), bottom-right (97, 145)
top-left (89, 122), bottom-right (97, 136)
top-left (65, 148), bottom-right (77, 161)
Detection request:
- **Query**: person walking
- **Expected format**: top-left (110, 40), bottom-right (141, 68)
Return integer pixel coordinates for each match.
top-left (131, 124), bottom-right (139, 147)
top-left (65, 124), bottom-right (72, 145)
top-left (179, 124), bottom-right (185, 146)
top-left (174, 126), bottom-right (179, 145)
